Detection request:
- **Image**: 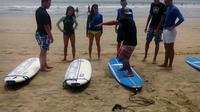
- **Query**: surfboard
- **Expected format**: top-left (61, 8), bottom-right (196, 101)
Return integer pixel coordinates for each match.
top-left (108, 58), bottom-right (144, 90)
top-left (63, 59), bottom-right (92, 87)
top-left (185, 56), bottom-right (200, 71)
top-left (4, 58), bottom-right (40, 85)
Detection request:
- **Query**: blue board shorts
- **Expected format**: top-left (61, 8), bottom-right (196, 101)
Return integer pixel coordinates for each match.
top-left (35, 32), bottom-right (50, 51)
top-left (146, 29), bottom-right (162, 43)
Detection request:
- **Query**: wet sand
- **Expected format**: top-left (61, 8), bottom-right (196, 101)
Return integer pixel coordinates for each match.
top-left (0, 17), bottom-right (200, 112)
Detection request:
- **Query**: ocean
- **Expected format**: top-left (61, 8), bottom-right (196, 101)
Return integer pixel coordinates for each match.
top-left (0, 0), bottom-right (200, 19)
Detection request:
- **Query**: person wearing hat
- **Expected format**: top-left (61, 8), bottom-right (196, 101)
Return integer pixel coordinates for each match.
top-left (142, 0), bottom-right (166, 64)
top-left (97, 8), bottom-right (137, 77)
top-left (115, 0), bottom-right (133, 57)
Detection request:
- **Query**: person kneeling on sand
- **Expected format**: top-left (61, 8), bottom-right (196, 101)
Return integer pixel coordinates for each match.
top-left (97, 8), bottom-right (137, 77)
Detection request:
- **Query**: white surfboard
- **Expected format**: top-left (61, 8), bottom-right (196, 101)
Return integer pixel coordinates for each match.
top-left (4, 58), bottom-right (40, 85)
top-left (63, 59), bottom-right (92, 87)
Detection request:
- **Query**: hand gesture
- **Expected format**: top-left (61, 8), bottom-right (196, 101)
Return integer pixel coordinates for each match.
top-left (49, 36), bottom-right (54, 43)
top-left (154, 29), bottom-right (159, 34)
top-left (168, 26), bottom-right (175, 31)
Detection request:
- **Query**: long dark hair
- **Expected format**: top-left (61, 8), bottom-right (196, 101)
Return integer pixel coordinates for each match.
top-left (90, 4), bottom-right (98, 15)
top-left (66, 6), bottom-right (76, 17)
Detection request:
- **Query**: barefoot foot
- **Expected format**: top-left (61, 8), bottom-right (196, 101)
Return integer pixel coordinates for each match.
top-left (46, 66), bottom-right (53, 69)
top-left (124, 72), bottom-right (134, 77)
top-left (142, 57), bottom-right (147, 62)
top-left (159, 64), bottom-right (168, 68)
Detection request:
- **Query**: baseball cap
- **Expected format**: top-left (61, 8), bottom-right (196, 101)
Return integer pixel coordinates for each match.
top-left (121, 8), bottom-right (132, 15)
top-left (120, 0), bottom-right (127, 2)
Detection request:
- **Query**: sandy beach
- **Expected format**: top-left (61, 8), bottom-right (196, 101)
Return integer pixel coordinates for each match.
top-left (0, 17), bottom-right (200, 112)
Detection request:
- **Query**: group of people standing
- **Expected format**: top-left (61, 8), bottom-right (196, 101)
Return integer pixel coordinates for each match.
top-left (35, 0), bottom-right (184, 77)
top-left (143, 0), bottom-right (184, 70)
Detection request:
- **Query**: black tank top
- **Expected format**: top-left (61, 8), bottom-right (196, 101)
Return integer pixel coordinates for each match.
top-left (63, 16), bottom-right (74, 31)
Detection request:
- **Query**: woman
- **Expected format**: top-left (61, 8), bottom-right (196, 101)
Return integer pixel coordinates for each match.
top-left (86, 4), bottom-right (103, 60)
top-left (57, 6), bottom-right (78, 61)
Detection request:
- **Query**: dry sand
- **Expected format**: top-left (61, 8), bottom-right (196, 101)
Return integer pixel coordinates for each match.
top-left (0, 17), bottom-right (200, 112)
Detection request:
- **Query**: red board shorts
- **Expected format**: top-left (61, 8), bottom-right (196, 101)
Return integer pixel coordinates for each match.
top-left (118, 45), bottom-right (135, 64)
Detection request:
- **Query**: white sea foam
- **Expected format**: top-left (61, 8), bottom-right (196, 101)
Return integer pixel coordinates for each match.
top-left (0, 2), bottom-right (200, 18)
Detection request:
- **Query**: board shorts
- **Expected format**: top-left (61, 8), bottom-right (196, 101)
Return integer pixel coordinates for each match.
top-left (163, 29), bottom-right (177, 44)
top-left (89, 30), bottom-right (101, 36)
top-left (35, 32), bottom-right (50, 51)
top-left (118, 45), bottom-right (135, 64)
top-left (146, 29), bottom-right (162, 43)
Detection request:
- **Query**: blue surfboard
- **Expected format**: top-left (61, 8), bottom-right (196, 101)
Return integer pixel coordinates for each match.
top-left (108, 58), bottom-right (144, 90)
top-left (185, 57), bottom-right (200, 71)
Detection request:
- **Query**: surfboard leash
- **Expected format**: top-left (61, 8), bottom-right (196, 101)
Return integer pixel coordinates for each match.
top-left (112, 94), bottom-right (155, 111)
top-left (112, 104), bottom-right (135, 112)
top-left (129, 94), bottom-right (155, 106)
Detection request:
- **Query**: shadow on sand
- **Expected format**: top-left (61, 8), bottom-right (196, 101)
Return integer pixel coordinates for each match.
top-left (63, 81), bottom-right (91, 93)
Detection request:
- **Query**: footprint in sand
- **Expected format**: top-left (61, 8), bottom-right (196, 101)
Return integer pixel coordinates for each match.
top-left (53, 53), bottom-right (63, 56)
top-left (82, 52), bottom-right (88, 55)
top-left (129, 95), bottom-right (155, 106)
top-left (18, 52), bottom-right (30, 55)
top-left (2, 50), bottom-right (13, 54)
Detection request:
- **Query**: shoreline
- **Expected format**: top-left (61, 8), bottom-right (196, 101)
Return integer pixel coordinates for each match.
top-left (1, 4), bottom-right (200, 19)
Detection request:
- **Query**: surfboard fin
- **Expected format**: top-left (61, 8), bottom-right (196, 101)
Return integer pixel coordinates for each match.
top-left (62, 81), bottom-right (67, 89)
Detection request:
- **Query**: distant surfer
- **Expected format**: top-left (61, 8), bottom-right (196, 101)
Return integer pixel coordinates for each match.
top-left (35, 0), bottom-right (54, 72)
top-left (87, 4), bottom-right (90, 14)
top-left (75, 7), bottom-right (79, 17)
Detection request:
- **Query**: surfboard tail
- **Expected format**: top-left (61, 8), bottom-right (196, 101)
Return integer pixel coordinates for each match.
top-left (5, 81), bottom-right (16, 86)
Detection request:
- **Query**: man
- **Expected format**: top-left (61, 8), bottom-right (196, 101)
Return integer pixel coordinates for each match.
top-left (115, 0), bottom-right (133, 56)
top-left (87, 4), bottom-right (90, 14)
top-left (160, 0), bottom-right (184, 69)
top-left (35, 0), bottom-right (54, 72)
top-left (97, 8), bottom-right (137, 77)
top-left (75, 7), bottom-right (79, 17)
top-left (143, 0), bottom-right (166, 64)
